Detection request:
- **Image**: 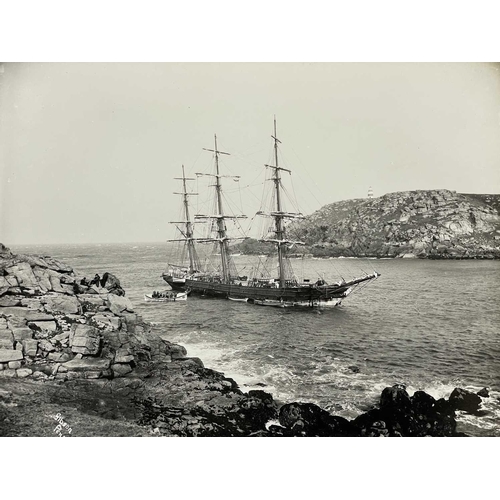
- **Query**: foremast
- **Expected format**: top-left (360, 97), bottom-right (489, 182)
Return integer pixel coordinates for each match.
top-left (167, 166), bottom-right (199, 274)
top-left (196, 135), bottom-right (247, 283)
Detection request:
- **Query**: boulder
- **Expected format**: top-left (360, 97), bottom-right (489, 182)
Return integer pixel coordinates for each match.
top-left (100, 273), bottom-right (125, 296)
top-left (477, 388), bottom-right (489, 398)
top-left (449, 388), bottom-right (482, 413)
top-left (8, 360), bottom-right (22, 369)
top-left (31, 267), bottom-right (52, 291)
top-left (175, 357), bottom-right (204, 369)
top-left (4, 262), bottom-right (39, 288)
top-left (70, 324), bottom-right (101, 355)
top-left (48, 352), bottom-right (72, 363)
top-left (0, 307), bottom-right (54, 322)
top-left (42, 294), bottom-right (80, 314)
top-left (16, 368), bottom-right (33, 378)
top-left (279, 402), bottom-right (359, 437)
top-left (90, 313), bottom-right (120, 330)
top-left (112, 363), bottom-right (133, 377)
top-left (380, 384), bottom-right (412, 410)
top-left (106, 295), bottom-right (134, 316)
top-left (38, 339), bottom-right (56, 353)
top-left (411, 390), bottom-right (436, 412)
top-left (22, 339), bottom-right (39, 357)
top-left (0, 296), bottom-right (22, 307)
top-left (0, 329), bottom-right (14, 349)
top-left (28, 320), bottom-right (57, 332)
top-left (12, 328), bottom-right (33, 341)
top-left (0, 349), bottom-right (24, 363)
top-left (62, 357), bottom-right (111, 372)
top-left (114, 348), bottom-right (134, 364)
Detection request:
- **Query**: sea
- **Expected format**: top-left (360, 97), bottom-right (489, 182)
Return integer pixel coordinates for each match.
top-left (11, 242), bottom-right (500, 437)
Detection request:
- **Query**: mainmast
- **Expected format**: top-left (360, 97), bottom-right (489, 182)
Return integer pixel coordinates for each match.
top-left (168, 166), bottom-right (198, 273)
top-left (271, 118), bottom-right (286, 288)
top-left (196, 135), bottom-right (247, 283)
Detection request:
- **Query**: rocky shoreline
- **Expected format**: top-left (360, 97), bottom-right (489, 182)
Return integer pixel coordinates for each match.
top-left (0, 243), bottom-right (490, 436)
top-left (285, 190), bottom-right (500, 259)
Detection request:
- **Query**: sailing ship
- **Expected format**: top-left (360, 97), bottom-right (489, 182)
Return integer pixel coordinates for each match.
top-left (163, 120), bottom-right (380, 308)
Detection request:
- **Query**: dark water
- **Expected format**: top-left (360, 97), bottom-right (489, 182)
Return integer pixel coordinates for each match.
top-left (12, 243), bottom-right (500, 436)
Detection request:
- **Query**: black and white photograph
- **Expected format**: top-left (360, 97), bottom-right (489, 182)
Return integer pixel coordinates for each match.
top-left (1, 1), bottom-right (498, 496)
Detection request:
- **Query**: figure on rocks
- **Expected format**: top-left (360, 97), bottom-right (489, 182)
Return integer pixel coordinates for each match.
top-left (89, 274), bottom-right (101, 287)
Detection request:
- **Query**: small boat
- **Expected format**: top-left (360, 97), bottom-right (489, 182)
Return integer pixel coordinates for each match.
top-left (144, 291), bottom-right (188, 302)
top-left (228, 297), bottom-right (249, 303)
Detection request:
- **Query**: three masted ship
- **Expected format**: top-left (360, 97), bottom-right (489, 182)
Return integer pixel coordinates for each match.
top-left (162, 120), bottom-right (379, 308)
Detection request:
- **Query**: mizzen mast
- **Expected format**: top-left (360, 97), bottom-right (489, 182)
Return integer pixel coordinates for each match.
top-left (261, 118), bottom-right (304, 288)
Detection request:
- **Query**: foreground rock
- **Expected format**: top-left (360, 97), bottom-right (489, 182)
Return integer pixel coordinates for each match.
top-left (0, 244), bottom-right (485, 437)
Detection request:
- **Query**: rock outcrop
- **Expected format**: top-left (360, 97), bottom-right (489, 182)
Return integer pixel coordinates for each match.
top-left (283, 190), bottom-right (500, 259)
top-left (0, 244), bottom-right (488, 437)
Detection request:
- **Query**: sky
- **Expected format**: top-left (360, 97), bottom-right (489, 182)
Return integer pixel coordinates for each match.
top-left (1, 62), bottom-right (500, 245)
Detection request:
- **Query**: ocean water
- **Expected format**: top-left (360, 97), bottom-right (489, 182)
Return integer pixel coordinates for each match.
top-left (11, 243), bottom-right (500, 436)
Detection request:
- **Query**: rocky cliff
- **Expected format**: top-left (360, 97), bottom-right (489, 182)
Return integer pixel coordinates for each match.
top-left (288, 190), bottom-right (500, 259)
top-left (0, 243), bottom-right (490, 436)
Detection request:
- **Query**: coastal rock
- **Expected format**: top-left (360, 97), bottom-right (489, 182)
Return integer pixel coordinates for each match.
top-left (0, 369), bottom-right (17, 378)
top-left (12, 328), bottom-right (33, 341)
top-left (0, 349), bottom-right (24, 363)
top-left (0, 329), bottom-right (14, 349)
top-left (449, 388), bottom-right (482, 413)
top-left (48, 351), bottom-right (72, 363)
top-left (0, 296), bottom-right (22, 307)
top-left (100, 273), bottom-right (125, 296)
top-left (112, 363), bottom-right (133, 377)
top-left (16, 368), bottom-right (33, 378)
top-left (70, 324), bottom-right (101, 355)
top-left (28, 320), bottom-right (57, 332)
top-left (22, 339), bottom-right (39, 357)
top-left (62, 357), bottom-right (111, 372)
top-left (279, 402), bottom-right (359, 437)
top-left (41, 294), bottom-right (80, 315)
top-left (282, 190), bottom-right (500, 259)
top-left (90, 313), bottom-right (120, 331)
top-left (477, 388), bottom-right (490, 398)
top-left (106, 295), bottom-right (134, 316)
top-left (38, 339), bottom-right (56, 353)
top-left (380, 384), bottom-right (412, 410)
top-left (114, 348), bottom-right (134, 364)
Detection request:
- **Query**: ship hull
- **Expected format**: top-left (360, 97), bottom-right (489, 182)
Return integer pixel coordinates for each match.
top-left (181, 279), bottom-right (351, 302)
top-left (162, 274), bottom-right (187, 291)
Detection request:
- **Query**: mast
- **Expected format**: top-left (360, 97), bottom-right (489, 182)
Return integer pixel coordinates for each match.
top-left (213, 135), bottom-right (230, 281)
top-left (272, 118), bottom-right (286, 288)
top-left (181, 165), bottom-right (196, 273)
top-left (196, 135), bottom-right (247, 283)
top-left (168, 166), bottom-right (199, 273)
top-left (258, 118), bottom-right (306, 287)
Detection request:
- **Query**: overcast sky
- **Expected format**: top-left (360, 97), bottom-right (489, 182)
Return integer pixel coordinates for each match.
top-left (1, 62), bottom-right (499, 245)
